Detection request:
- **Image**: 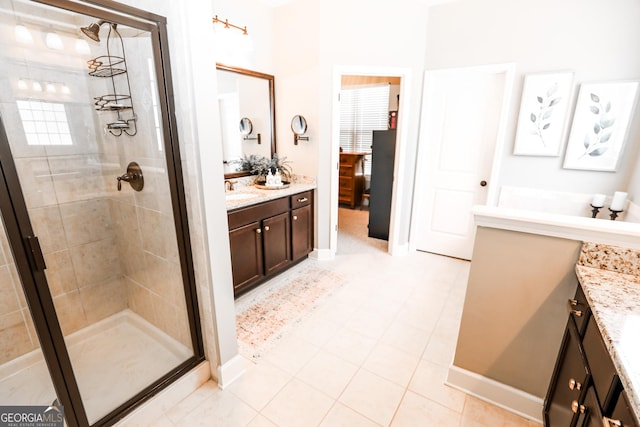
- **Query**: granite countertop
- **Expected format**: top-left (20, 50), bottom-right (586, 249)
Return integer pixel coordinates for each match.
top-left (225, 175), bottom-right (316, 211)
top-left (575, 242), bottom-right (640, 423)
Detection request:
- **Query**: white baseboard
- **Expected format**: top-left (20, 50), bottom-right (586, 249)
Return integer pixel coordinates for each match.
top-left (216, 354), bottom-right (247, 389)
top-left (310, 248), bottom-right (334, 261)
top-left (446, 365), bottom-right (544, 424)
top-left (115, 361), bottom-right (210, 426)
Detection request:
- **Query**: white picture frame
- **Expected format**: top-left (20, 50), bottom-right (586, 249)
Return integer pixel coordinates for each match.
top-left (563, 80), bottom-right (639, 171)
top-left (513, 72), bottom-right (574, 156)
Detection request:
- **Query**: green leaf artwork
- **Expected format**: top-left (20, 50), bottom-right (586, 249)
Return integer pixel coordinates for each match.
top-left (578, 92), bottom-right (616, 159)
top-left (530, 82), bottom-right (561, 147)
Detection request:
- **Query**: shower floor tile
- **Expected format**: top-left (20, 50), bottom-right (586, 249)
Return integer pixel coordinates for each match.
top-left (0, 309), bottom-right (190, 423)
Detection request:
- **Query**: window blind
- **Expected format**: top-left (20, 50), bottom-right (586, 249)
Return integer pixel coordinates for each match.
top-left (339, 84), bottom-right (390, 175)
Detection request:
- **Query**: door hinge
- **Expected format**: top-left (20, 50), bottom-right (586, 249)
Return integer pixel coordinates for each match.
top-left (26, 236), bottom-right (47, 271)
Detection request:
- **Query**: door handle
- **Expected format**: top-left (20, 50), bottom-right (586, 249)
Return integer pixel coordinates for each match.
top-left (480, 180), bottom-right (487, 187)
top-left (264, 226), bottom-right (270, 231)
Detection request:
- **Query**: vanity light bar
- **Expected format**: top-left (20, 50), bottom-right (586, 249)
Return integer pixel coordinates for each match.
top-left (212, 15), bottom-right (248, 35)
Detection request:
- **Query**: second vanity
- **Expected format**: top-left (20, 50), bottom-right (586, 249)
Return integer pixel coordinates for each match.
top-left (225, 178), bottom-right (316, 296)
top-left (544, 242), bottom-right (640, 427)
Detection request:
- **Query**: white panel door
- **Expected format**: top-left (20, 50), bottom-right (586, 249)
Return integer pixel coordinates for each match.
top-left (413, 68), bottom-right (507, 260)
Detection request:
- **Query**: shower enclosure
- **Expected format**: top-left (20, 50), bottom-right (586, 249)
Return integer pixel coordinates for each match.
top-left (0, 1), bottom-right (204, 426)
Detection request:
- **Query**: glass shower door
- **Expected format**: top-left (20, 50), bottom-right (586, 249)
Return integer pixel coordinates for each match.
top-left (0, 1), bottom-right (202, 425)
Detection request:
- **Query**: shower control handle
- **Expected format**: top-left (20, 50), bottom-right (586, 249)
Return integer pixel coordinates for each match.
top-left (117, 162), bottom-right (144, 192)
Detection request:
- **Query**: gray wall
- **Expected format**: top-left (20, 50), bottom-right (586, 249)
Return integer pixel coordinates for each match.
top-left (454, 226), bottom-right (582, 397)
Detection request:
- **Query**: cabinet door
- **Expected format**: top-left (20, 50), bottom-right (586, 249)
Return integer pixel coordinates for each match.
top-left (229, 221), bottom-right (264, 294)
top-left (575, 386), bottom-right (603, 427)
top-left (544, 319), bottom-right (589, 427)
top-left (606, 391), bottom-right (638, 427)
top-left (263, 212), bottom-right (291, 275)
top-left (291, 204), bottom-right (312, 261)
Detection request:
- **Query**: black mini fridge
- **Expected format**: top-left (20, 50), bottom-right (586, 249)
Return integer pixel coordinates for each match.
top-left (368, 130), bottom-right (396, 240)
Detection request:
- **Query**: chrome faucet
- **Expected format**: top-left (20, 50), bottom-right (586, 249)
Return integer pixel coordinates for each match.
top-left (224, 179), bottom-right (235, 191)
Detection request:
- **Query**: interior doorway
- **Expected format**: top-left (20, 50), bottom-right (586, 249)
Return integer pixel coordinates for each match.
top-left (331, 68), bottom-right (411, 256)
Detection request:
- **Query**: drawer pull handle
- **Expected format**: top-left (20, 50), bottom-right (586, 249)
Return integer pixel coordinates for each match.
top-left (568, 378), bottom-right (582, 391)
top-left (603, 417), bottom-right (622, 427)
top-left (256, 229), bottom-right (261, 234)
top-left (264, 226), bottom-right (270, 231)
top-left (567, 299), bottom-right (582, 316)
top-left (571, 400), bottom-right (585, 414)
top-left (297, 197), bottom-right (308, 203)
top-left (293, 215), bottom-right (298, 220)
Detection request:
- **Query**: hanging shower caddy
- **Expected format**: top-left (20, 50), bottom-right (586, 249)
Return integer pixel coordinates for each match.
top-left (85, 23), bottom-right (137, 136)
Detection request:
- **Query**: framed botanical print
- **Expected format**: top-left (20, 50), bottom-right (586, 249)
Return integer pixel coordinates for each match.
top-left (563, 80), bottom-right (639, 171)
top-left (513, 72), bottom-right (574, 156)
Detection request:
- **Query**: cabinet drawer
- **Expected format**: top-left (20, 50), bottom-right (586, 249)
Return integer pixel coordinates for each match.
top-left (583, 315), bottom-right (620, 413)
top-left (339, 177), bottom-right (353, 189)
top-left (228, 197), bottom-right (289, 230)
top-left (569, 285), bottom-right (590, 337)
top-left (291, 191), bottom-right (312, 209)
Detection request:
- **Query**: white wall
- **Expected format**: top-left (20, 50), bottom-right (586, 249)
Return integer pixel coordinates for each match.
top-left (273, 0), bottom-right (431, 250)
top-left (425, 0), bottom-right (640, 201)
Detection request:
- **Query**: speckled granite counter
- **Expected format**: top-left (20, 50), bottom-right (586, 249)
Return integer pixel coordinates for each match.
top-left (225, 175), bottom-right (316, 211)
top-left (575, 242), bottom-right (640, 423)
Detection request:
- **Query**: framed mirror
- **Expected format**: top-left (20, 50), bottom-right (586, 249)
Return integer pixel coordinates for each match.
top-left (216, 63), bottom-right (276, 178)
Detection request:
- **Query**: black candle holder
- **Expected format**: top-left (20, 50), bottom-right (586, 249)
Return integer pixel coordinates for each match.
top-left (590, 204), bottom-right (602, 218)
top-left (608, 208), bottom-right (623, 221)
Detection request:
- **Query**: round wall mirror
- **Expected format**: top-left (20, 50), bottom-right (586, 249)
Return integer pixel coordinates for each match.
top-left (291, 115), bottom-right (307, 135)
top-left (239, 117), bottom-right (253, 136)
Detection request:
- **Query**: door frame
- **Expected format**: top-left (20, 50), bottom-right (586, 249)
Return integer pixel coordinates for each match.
top-left (330, 65), bottom-right (413, 255)
top-left (409, 63), bottom-right (515, 253)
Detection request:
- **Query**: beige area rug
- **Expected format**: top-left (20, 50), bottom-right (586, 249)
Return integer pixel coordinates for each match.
top-left (236, 265), bottom-right (346, 361)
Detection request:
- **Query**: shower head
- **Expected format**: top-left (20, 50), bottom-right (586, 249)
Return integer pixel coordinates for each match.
top-left (80, 20), bottom-right (106, 42)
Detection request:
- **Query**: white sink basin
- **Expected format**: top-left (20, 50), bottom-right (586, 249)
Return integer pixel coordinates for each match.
top-left (225, 192), bottom-right (259, 201)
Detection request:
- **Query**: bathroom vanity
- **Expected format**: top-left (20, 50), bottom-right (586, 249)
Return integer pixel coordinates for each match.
top-left (226, 182), bottom-right (315, 296)
top-left (544, 243), bottom-right (640, 427)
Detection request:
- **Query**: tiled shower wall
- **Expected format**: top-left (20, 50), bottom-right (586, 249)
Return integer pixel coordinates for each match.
top-left (0, 28), bottom-right (190, 365)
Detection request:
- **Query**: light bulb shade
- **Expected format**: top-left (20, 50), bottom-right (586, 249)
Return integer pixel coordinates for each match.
top-left (80, 22), bottom-right (101, 42)
top-left (32, 82), bottom-right (42, 92)
top-left (75, 38), bottom-right (91, 55)
top-left (46, 83), bottom-right (56, 93)
top-left (45, 32), bottom-right (64, 50)
top-left (17, 79), bottom-right (28, 90)
top-left (15, 24), bottom-right (33, 44)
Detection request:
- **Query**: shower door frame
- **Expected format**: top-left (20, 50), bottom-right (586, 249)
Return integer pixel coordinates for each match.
top-left (0, 1), bottom-right (205, 426)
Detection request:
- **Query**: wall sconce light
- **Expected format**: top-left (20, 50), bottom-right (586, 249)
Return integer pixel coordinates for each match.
top-left (239, 117), bottom-right (261, 144)
top-left (75, 38), bottom-right (91, 55)
top-left (212, 15), bottom-right (253, 53)
top-left (212, 15), bottom-right (248, 35)
top-left (45, 31), bottom-right (64, 50)
top-left (291, 115), bottom-right (309, 145)
top-left (15, 24), bottom-right (33, 44)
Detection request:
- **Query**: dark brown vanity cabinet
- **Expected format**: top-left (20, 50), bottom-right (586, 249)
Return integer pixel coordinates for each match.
top-left (291, 192), bottom-right (313, 261)
top-left (228, 191), bottom-right (313, 296)
top-left (544, 285), bottom-right (638, 427)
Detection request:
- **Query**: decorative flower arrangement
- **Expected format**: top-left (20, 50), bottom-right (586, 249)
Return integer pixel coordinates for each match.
top-left (241, 153), bottom-right (292, 182)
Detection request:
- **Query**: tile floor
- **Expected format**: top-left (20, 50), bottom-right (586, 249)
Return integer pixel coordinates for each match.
top-left (155, 208), bottom-right (543, 426)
